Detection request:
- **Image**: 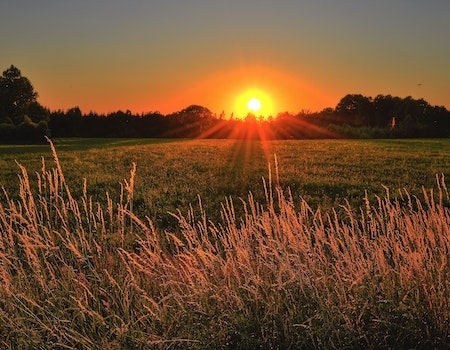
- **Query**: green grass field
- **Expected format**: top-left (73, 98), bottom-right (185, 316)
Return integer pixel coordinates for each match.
top-left (0, 138), bottom-right (449, 349)
top-left (1, 138), bottom-right (449, 230)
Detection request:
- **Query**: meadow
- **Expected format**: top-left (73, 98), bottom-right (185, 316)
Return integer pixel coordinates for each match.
top-left (1, 138), bottom-right (449, 231)
top-left (0, 138), bottom-right (449, 349)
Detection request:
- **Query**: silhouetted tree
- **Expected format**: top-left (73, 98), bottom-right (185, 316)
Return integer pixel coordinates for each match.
top-left (0, 65), bottom-right (49, 141)
top-left (0, 65), bottom-right (38, 123)
top-left (43, 92), bottom-right (450, 140)
top-left (335, 94), bottom-right (374, 126)
top-left (164, 105), bottom-right (215, 137)
top-left (181, 105), bottom-right (214, 119)
top-left (67, 106), bottom-right (82, 119)
top-left (372, 94), bottom-right (402, 127)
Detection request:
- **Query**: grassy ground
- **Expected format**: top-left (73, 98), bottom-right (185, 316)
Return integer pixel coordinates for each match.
top-left (1, 138), bottom-right (449, 231)
top-left (0, 138), bottom-right (448, 349)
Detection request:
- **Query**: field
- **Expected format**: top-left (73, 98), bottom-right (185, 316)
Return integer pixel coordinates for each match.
top-left (0, 138), bottom-right (449, 349)
top-left (1, 138), bottom-right (449, 230)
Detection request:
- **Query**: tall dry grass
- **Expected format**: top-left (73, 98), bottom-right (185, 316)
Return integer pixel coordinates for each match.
top-left (0, 139), bottom-right (448, 349)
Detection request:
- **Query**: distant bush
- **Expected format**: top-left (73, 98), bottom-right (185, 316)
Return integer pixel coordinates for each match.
top-left (328, 124), bottom-right (392, 138)
top-left (0, 122), bottom-right (17, 140)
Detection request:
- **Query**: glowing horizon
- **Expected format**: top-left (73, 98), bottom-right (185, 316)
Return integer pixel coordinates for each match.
top-left (2, 1), bottom-right (449, 116)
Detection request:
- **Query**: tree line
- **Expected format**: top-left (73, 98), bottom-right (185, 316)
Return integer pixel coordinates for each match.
top-left (1, 65), bottom-right (450, 142)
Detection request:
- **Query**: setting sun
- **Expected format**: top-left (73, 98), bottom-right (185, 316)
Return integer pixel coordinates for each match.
top-left (247, 98), bottom-right (261, 112)
top-left (234, 88), bottom-right (274, 119)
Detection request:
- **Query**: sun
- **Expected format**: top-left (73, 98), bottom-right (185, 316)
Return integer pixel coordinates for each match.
top-left (247, 98), bottom-right (261, 112)
top-left (234, 88), bottom-right (274, 119)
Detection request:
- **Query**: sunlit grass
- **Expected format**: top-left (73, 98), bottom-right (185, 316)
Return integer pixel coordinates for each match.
top-left (0, 139), bottom-right (448, 348)
top-left (1, 138), bottom-right (450, 232)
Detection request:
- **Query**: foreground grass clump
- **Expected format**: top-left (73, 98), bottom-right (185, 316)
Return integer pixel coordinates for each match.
top-left (0, 141), bottom-right (449, 349)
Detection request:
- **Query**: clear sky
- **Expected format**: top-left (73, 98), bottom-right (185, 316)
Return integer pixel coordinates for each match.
top-left (1, 0), bottom-right (449, 117)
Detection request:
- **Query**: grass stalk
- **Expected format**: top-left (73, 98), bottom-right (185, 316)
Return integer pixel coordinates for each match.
top-left (0, 140), bottom-right (448, 348)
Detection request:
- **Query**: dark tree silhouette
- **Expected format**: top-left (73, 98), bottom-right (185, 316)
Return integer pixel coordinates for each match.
top-left (0, 65), bottom-right (446, 141)
top-left (372, 94), bottom-right (402, 127)
top-left (47, 95), bottom-right (450, 140)
top-left (0, 65), bottom-right (38, 123)
top-left (0, 65), bottom-right (49, 142)
top-left (335, 94), bottom-right (374, 126)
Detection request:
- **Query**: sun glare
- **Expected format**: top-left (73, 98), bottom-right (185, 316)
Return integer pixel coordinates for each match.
top-left (234, 88), bottom-right (274, 119)
top-left (247, 98), bottom-right (261, 112)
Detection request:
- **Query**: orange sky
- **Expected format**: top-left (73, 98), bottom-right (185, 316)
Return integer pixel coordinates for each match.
top-left (158, 65), bottom-right (334, 118)
top-left (31, 61), bottom-right (338, 118)
top-left (2, 1), bottom-right (449, 117)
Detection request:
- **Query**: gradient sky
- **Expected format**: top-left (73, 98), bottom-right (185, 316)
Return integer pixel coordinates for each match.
top-left (1, 0), bottom-right (449, 117)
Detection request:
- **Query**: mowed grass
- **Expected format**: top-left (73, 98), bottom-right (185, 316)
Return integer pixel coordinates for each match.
top-left (0, 138), bottom-right (449, 349)
top-left (1, 138), bottom-right (449, 230)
